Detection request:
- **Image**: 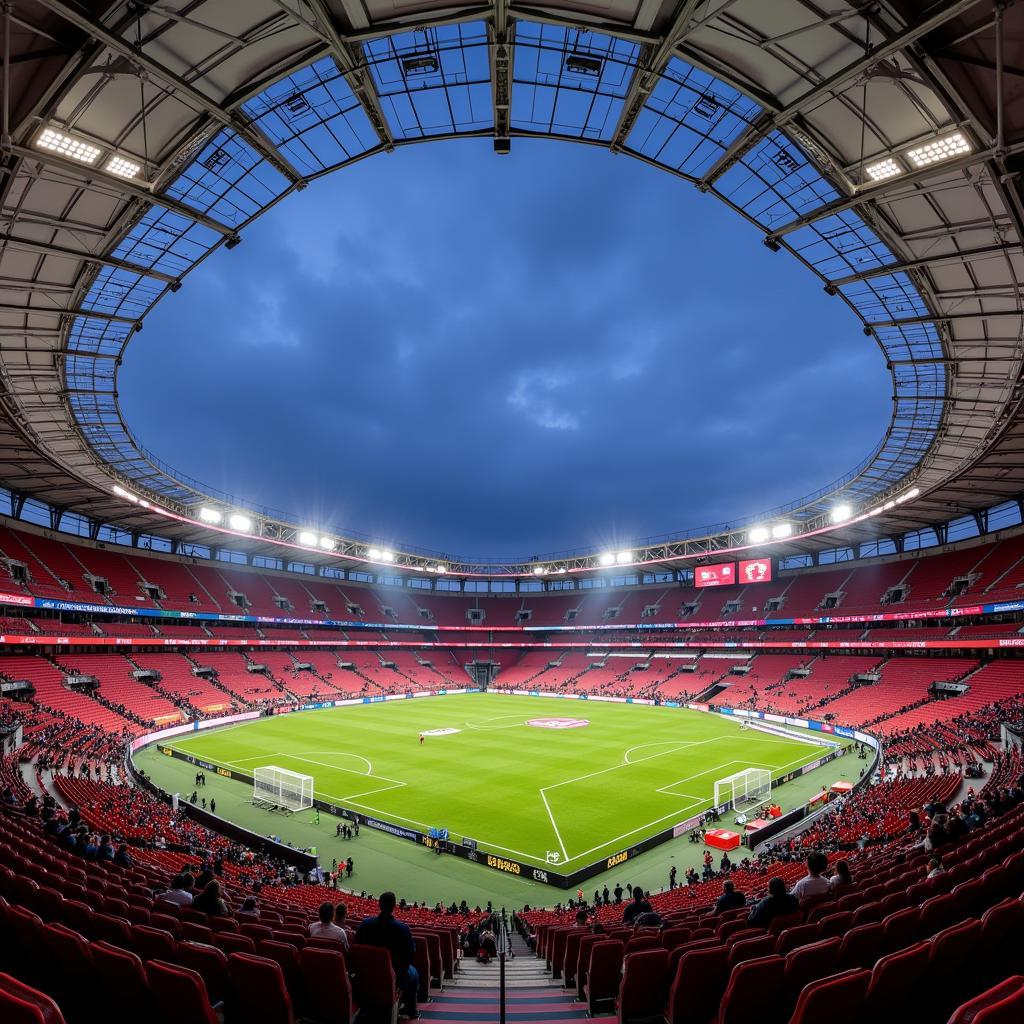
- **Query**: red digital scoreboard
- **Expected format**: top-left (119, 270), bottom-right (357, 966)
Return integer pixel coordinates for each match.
top-left (694, 562), bottom-right (736, 588)
top-left (738, 558), bottom-right (773, 584)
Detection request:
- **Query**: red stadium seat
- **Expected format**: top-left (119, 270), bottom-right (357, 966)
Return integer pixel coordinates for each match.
top-left (0, 974), bottom-right (67, 1024)
top-left (583, 940), bottom-right (624, 1016)
top-left (227, 952), bottom-right (295, 1024)
top-left (665, 946), bottom-right (729, 1024)
top-left (715, 954), bottom-right (784, 1024)
top-left (91, 940), bottom-right (153, 1018)
top-left (788, 969), bottom-right (871, 1024)
top-left (300, 947), bottom-right (353, 1024)
top-left (175, 941), bottom-right (230, 1006)
top-left (146, 960), bottom-right (219, 1024)
top-left (617, 948), bottom-right (669, 1024)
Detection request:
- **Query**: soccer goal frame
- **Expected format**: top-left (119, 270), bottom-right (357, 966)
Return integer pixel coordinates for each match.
top-left (714, 767), bottom-right (772, 814)
top-left (252, 765), bottom-right (314, 814)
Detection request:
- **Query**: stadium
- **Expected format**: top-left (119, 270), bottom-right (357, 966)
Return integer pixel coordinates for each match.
top-left (1, 1), bottom-right (1024, 1023)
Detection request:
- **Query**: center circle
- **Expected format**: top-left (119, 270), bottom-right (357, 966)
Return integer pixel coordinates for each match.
top-left (526, 717), bottom-right (591, 729)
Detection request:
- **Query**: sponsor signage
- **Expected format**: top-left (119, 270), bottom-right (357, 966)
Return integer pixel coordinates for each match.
top-left (606, 850), bottom-right (629, 869)
top-left (486, 854), bottom-right (521, 876)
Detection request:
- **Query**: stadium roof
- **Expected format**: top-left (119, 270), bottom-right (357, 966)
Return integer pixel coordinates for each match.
top-left (0, 0), bottom-right (1021, 578)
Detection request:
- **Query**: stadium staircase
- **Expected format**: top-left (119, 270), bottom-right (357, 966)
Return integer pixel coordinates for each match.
top-left (423, 931), bottom-right (616, 1024)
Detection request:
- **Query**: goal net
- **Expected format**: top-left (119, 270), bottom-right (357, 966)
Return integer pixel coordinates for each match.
top-left (714, 767), bottom-right (772, 814)
top-left (252, 765), bottom-right (313, 813)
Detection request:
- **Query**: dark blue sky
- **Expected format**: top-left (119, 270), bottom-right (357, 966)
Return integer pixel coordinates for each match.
top-left (121, 138), bottom-right (889, 558)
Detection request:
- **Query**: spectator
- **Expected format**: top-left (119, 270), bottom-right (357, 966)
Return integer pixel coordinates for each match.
top-left (622, 886), bottom-right (653, 924)
top-left (156, 874), bottom-right (194, 907)
top-left (237, 897), bottom-right (261, 921)
top-left (927, 856), bottom-right (946, 879)
top-left (714, 879), bottom-right (747, 914)
top-left (193, 880), bottom-right (228, 916)
top-left (791, 852), bottom-right (831, 902)
top-left (828, 859), bottom-right (854, 892)
top-left (747, 876), bottom-right (799, 927)
top-left (309, 902), bottom-right (350, 949)
top-left (356, 892), bottom-right (418, 1019)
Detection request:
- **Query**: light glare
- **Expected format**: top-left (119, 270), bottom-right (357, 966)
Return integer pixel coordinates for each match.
top-left (830, 505), bottom-right (853, 523)
top-left (905, 131), bottom-right (971, 168)
top-left (748, 527), bottom-right (770, 544)
top-left (228, 513), bottom-right (252, 532)
top-left (298, 531), bottom-right (318, 546)
top-left (106, 155), bottom-right (141, 179)
top-left (319, 537), bottom-right (336, 551)
top-left (771, 523), bottom-right (793, 539)
top-left (36, 127), bottom-right (100, 164)
top-left (864, 157), bottom-right (902, 182)
top-left (598, 553), bottom-right (615, 567)
top-left (198, 507), bottom-right (222, 525)
top-left (616, 551), bottom-right (633, 565)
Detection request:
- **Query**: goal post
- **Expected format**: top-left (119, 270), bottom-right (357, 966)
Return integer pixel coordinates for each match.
top-left (714, 767), bottom-right (772, 815)
top-left (252, 765), bottom-right (314, 814)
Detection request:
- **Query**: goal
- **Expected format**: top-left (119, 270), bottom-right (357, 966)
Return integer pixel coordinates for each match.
top-left (252, 765), bottom-right (314, 814)
top-left (714, 767), bottom-right (771, 814)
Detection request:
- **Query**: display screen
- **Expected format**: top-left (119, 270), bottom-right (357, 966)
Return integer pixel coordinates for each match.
top-left (739, 558), bottom-right (773, 584)
top-left (694, 562), bottom-right (736, 588)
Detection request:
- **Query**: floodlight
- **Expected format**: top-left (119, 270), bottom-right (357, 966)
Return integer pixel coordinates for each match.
top-left (434, 564), bottom-right (447, 574)
top-left (105, 156), bottom-right (141, 179)
top-left (556, 567), bottom-right (567, 574)
top-left (748, 527), bottom-right (770, 544)
top-left (379, 550), bottom-right (395, 563)
top-left (905, 131), bottom-right (971, 168)
top-left (883, 500), bottom-right (896, 512)
top-left (771, 523), bottom-right (793, 539)
top-left (864, 157), bottom-right (902, 182)
top-left (367, 548), bottom-right (382, 560)
top-left (228, 513), bottom-right (252, 532)
top-left (598, 553), bottom-right (615, 567)
top-left (35, 127), bottom-right (100, 164)
top-left (198, 507), bottom-right (223, 525)
top-left (319, 537), bottom-right (336, 551)
top-left (895, 487), bottom-right (920, 504)
top-left (298, 531), bottom-right (317, 546)
top-left (112, 485), bottom-right (129, 498)
top-left (616, 551), bottom-right (633, 565)
top-left (533, 565), bottom-right (547, 575)
top-left (830, 505), bottom-right (853, 523)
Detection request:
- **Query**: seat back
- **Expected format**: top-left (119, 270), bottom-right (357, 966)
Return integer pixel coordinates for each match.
top-left (91, 940), bottom-right (152, 1017)
top-left (784, 937), bottom-right (842, 1011)
top-left (228, 952), bottom-right (294, 1024)
top-left (867, 939), bottom-right (931, 1015)
top-left (789, 968), bottom-right (871, 1024)
top-left (257, 940), bottom-right (303, 1000)
top-left (776, 923), bottom-right (819, 955)
top-left (880, 907), bottom-right (920, 953)
top-left (584, 940), bottom-right (624, 1011)
top-left (948, 977), bottom-right (1024, 1024)
top-left (0, 974), bottom-right (67, 1024)
top-left (720, 955), bottom-right (785, 1024)
top-left (728, 934), bottom-right (775, 966)
top-left (816, 912), bottom-right (854, 940)
top-left (575, 933), bottom-right (602, 998)
top-left (131, 924), bottom-right (178, 961)
top-left (146, 960), bottom-right (218, 1024)
top-left (839, 922), bottom-right (883, 969)
top-left (666, 946), bottom-right (729, 1024)
top-left (347, 943), bottom-right (398, 1022)
top-left (618, 948), bottom-right (669, 1024)
top-left (300, 947), bottom-right (353, 1024)
top-left (175, 941), bottom-right (230, 1006)
top-left (623, 934), bottom-right (661, 956)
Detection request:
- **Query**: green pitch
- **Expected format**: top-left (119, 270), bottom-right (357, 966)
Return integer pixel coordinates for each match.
top-left (160, 693), bottom-right (844, 874)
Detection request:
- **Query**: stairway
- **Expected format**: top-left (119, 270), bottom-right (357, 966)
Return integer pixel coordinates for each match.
top-left (422, 987), bottom-right (614, 1024)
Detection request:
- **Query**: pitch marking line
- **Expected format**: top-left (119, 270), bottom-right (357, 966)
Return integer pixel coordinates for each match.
top-left (539, 789), bottom-right (569, 864)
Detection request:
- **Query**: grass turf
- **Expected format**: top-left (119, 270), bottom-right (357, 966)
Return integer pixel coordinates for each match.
top-left (158, 693), bottom-right (846, 873)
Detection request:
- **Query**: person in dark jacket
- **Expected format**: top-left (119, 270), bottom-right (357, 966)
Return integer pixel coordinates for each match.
top-left (747, 876), bottom-right (799, 927)
top-left (714, 879), bottom-right (747, 914)
top-left (622, 887), bottom-right (652, 924)
top-left (356, 891), bottom-right (419, 1019)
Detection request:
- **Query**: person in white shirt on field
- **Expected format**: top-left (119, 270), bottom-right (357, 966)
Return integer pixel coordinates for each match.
top-left (309, 901), bottom-right (350, 949)
top-left (791, 852), bottom-right (831, 903)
